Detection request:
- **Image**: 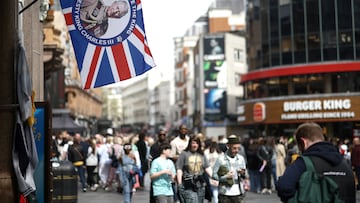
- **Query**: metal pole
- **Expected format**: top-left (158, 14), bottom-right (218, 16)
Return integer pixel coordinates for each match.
top-left (0, 0), bottom-right (17, 201)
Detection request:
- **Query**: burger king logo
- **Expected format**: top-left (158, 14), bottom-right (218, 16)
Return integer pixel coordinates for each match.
top-left (253, 102), bottom-right (266, 122)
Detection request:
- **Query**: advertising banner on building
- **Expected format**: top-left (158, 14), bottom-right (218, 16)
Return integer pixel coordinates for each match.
top-left (203, 35), bottom-right (225, 61)
top-left (238, 95), bottom-right (360, 125)
top-left (203, 60), bottom-right (227, 88)
top-left (204, 88), bottom-right (227, 121)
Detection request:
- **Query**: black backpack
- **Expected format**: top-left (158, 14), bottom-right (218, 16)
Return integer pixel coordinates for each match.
top-left (110, 147), bottom-right (119, 168)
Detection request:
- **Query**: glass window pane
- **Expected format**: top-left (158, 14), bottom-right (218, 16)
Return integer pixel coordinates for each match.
top-left (282, 52), bottom-right (292, 65)
top-left (308, 49), bottom-right (321, 62)
top-left (323, 48), bottom-right (337, 61)
top-left (321, 0), bottom-right (335, 31)
top-left (270, 8), bottom-right (279, 38)
top-left (357, 47), bottom-right (360, 60)
top-left (261, 9), bottom-right (269, 41)
top-left (293, 2), bottom-right (305, 34)
top-left (280, 4), bottom-right (291, 36)
top-left (354, 0), bottom-right (360, 29)
top-left (306, 0), bottom-right (320, 33)
top-left (339, 46), bottom-right (354, 60)
top-left (271, 54), bottom-right (280, 66)
top-left (322, 32), bottom-right (337, 48)
top-left (338, 0), bottom-right (352, 30)
top-left (294, 51), bottom-right (306, 63)
top-left (308, 33), bottom-right (320, 49)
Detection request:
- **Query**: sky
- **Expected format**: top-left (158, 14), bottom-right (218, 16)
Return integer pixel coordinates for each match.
top-left (136, 0), bottom-right (213, 88)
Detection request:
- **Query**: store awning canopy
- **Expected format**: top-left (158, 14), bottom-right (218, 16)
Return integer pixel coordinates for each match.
top-left (52, 110), bottom-right (85, 133)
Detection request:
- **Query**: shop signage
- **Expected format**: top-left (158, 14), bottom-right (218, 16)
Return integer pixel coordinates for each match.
top-left (238, 96), bottom-right (360, 125)
top-left (253, 102), bottom-right (266, 122)
top-left (282, 99), bottom-right (354, 120)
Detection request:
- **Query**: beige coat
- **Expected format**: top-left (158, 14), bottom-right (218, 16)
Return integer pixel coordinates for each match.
top-left (275, 143), bottom-right (286, 178)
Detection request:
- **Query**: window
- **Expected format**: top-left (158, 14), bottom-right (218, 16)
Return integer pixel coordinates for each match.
top-left (337, 0), bottom-right (352, 30)
top-left (233, 48), bottom-right (243, 62)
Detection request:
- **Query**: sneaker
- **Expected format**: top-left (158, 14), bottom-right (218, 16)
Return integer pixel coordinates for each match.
top-left (90, 186), bottom-right (97, 191)
top-left (82, 188), bottom-right (87, 192)
top-left (266, 189), bottom-right (272, 195)
top-left (94, 183), bottom-right (99, 188)
top-left (261, 188), bottom-right (267, 194)
top-left (104, 186), bottom-right (112, 192)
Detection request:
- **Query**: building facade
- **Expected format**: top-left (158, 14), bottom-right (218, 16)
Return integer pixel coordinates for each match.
top-left (173, 1), bottom-right (247, 137)
top-left (197, 32), bottom-right (247, 137)
top-left (121, 76), bottom-right (150, 131)
top-left (241, 0), bottom-right (360, 139)
top-left (44, 5), bottom-right (103, 134)
top-left (149, 80), bottom-right (174, 132)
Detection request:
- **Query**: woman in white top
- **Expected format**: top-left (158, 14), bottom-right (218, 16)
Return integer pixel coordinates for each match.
top-left (86, 137), bottom-right (99, 191)
top-left (204, 139), bottom-right (223, 203)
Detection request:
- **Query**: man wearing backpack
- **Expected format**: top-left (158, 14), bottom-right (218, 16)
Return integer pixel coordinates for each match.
top-left (276, 122), bottom-right (355, 203)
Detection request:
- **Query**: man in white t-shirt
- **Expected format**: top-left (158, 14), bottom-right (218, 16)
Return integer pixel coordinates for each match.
top-left (170, 124), bottom-right (190, 162)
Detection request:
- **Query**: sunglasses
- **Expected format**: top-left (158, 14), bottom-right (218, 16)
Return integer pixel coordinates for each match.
top-left (159, 134), bottom-right (166, 136)
top-left (124, 145), bottom-right (132, 150)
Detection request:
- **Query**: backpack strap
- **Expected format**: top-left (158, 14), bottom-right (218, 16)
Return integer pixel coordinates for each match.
top-left (301, 156), bottom-right (315, 172)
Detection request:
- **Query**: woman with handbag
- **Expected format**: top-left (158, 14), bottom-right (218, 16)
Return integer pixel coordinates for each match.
top-left (68, 134), bottom-right (87, 192)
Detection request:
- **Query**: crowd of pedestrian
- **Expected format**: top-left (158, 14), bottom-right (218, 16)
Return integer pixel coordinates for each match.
top-left (50, 122), bottom-right (359, 203)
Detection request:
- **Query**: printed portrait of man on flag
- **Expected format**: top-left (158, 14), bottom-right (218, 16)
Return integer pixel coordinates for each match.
top-left (60, 0), bottom-right (156, 89)
top-left (80, 0), bottom-right (129, 37)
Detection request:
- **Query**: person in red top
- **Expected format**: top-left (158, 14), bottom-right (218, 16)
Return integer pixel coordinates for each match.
top-left (351, 136), bottom-right (360, 190)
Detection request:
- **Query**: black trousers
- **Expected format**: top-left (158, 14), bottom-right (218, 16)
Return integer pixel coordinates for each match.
top-left (218, 194), bottom-right (244, 203)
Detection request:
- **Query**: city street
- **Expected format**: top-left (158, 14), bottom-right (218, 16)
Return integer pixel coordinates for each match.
top-left (78, 188), bottom-right (360, 203)
top-left (78, 187), bottom-right (283, 203)
top-left (76, 173), bottom-right (360, 203)
top-left (77, 173), bottom-right (282, 203)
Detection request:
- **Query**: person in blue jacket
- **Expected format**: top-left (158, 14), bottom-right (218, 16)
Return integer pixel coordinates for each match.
top-left (276, 122), bottom-right (355, 203)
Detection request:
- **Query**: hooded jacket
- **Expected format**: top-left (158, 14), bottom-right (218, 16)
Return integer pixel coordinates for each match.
top-left (276, 141), bottom-right (355, 203)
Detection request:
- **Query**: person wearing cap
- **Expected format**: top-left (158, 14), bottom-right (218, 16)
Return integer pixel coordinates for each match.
top-left (212, 134), bottom-right (249, 203)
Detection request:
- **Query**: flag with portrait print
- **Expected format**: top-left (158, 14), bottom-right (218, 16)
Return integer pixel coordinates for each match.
top-left (60, 0), bottom-right (155, 89)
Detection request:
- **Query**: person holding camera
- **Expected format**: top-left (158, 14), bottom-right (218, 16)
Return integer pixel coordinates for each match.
top-left (213, 134), bottom-right (249, 203)
top-left (176, 135), bottom-right (212, 203)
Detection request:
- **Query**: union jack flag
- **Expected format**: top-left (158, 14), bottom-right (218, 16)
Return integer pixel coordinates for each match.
top-left (60, 0), bottom-right (155, 89)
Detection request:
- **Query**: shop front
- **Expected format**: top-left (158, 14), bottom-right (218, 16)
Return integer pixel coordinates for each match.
top-left (237, 94), bottom-right (360, 140)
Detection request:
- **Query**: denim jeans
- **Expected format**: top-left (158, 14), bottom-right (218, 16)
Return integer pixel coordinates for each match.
top-left (248, 169), bottom-right (261, 193)
top-left (178, 184), bottom-right (205, 203)
top-left (120, 174), bottom-right (134, 203)
top-left (74, 165), bottom-right (86, 189)
top-left (211, 185), bottom-right (219, 203)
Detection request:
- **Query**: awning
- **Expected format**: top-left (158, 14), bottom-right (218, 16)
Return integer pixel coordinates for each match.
top-left (52, 109), bottom-right (85, 132)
